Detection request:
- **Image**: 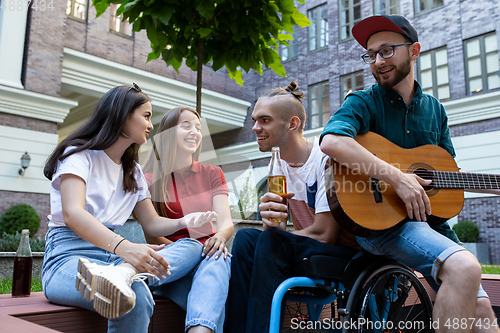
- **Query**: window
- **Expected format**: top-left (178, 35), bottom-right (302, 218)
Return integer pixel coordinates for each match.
top-left (374, 0), bottom-right (399, 15)
top-left (418, 47), bottom-right (450, 101)
top-left (308, 4), bottom-right (328, 52)
top-left (280, 31), bottom-right (299, 61)
top-left (308, 81), bottom-right (330, 129)
top-left (464, 32), bottom-right (500, 95)
top-left (110, 3), bottom-right (133, 36)
top-left (415, 0), bottom-right (443, 15)
top-left (339, 0), bottom-right (361, 41)
top-left (67, 0), bottom-right (87, 21)
top-left (341, 71), bottom-right (364, 100)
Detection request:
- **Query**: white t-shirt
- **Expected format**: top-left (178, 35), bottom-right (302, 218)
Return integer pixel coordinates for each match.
top-left (281, 137), bottom-right (329, 230)
top-left (48, 148), bottom-right (150, 228)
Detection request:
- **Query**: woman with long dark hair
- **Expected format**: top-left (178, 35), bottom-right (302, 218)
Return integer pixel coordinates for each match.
top-left (42, 84), bottom-right (216, 333)
top-left (141, 106), bottom-right (233, 333)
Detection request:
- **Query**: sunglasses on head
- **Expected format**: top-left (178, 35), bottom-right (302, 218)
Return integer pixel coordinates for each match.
top-left (128, 82), bottom-right (142, 92)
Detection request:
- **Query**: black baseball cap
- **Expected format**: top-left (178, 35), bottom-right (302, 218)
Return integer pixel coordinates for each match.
top-left (352, 15), bottom-right (418, 49)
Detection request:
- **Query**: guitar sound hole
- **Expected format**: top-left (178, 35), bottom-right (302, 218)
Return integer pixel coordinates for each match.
top-left (413, 168), bottom-right (434, 191)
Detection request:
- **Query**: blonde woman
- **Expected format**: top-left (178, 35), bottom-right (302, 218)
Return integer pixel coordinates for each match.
top-left (142, 107), bottom-right (233, 333)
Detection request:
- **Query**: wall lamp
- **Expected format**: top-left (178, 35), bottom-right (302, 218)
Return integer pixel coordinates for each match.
top-left (18, 152), bottom-right (31, 176)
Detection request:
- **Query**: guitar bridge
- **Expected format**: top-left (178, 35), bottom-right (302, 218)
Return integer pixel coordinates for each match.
top-left (370, 177), bottom-right (383, 203)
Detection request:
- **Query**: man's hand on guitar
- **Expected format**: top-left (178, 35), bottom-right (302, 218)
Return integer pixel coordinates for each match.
top-left (393, 173), bottom-right (432, 222)
top-left (259, 192), bottom-right (295, 229)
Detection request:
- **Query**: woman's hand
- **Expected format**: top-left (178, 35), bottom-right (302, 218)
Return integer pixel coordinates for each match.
top-left (202, 233), bottom-right (230, 260)
top-left (115, 240), bottom-right (171, 279)
top-left (181, 211), bottom-right (218, 228)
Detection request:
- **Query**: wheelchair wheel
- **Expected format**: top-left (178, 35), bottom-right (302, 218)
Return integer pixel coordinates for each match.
top-left (280, 293), bottom-right (334, 333)
top-left (345, 267), bottom-right (433, 333)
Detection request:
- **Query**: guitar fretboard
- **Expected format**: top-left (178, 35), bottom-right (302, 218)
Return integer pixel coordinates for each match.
top-left (425, 170), bottom-right (500, 189)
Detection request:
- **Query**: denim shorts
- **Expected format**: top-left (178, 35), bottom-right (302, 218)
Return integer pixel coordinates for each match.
top-left (355, 221), bottom-right (488, 298)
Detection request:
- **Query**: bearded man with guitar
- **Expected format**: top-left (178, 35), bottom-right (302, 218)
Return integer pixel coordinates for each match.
top-left (320, 15), bottom-right (500, 333)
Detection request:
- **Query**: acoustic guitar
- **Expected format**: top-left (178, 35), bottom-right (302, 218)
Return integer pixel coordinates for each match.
top-left (325, 131), bottom-right (500, 237)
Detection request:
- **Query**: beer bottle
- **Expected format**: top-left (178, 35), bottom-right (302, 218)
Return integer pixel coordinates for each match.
top-left (12, 229), bottom-right (32, 297)
top-left (267, 147), bottom-right (287, 223)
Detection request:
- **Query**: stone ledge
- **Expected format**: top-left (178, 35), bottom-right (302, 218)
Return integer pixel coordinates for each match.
top-left (0, 252), bottom-right (44, 257)
top-left (0, 252), bottom-right (44, 279)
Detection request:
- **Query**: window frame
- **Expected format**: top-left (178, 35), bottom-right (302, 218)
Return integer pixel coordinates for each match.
top-left (373, 0), bottom-right (400, 15)
top-left (308, 4), bottom-right (329, 53)
top-left (280, 31), bottom-right (299, 62)
top-left (414, 0), bottom-right (444, 16)
top-left (339, 0), bottom-right (362, 42)
top-left (340, 71), bottom-right (364, 101)
top-left (109, 3), bottom-right (133, 37)
top-left (417, 46), bottom-right (451, 101)
top-left (463, 32), bottom-right (500, 95)
top-left (308, 81), bottom-right (330, 129)
top-left (66, 0), bottom-right (87, 22)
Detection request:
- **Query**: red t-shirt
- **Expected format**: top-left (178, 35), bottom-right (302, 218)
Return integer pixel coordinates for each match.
top-left (144, 161), bottom-right (228, 245)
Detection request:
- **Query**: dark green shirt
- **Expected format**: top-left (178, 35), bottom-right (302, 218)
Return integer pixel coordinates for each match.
top-left (320, 81), bottom-right (459, 243)
top-left (320, 81), bottom-right (455, 157)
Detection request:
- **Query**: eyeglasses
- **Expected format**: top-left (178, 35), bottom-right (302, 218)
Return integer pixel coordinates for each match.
top-left (128, 82), bottom-right (142, 92)
top-left (361, 43), bottom-right (413, 64)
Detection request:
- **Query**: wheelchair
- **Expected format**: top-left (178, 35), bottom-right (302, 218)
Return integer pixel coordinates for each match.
top-left (269, 250), bottom-right (434, 333)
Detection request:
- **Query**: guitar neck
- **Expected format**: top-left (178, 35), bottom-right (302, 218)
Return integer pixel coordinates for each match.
top-left (430, 171), bottom-right (500, 190)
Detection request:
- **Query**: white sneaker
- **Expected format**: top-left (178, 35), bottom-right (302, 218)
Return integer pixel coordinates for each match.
top-left (75, 258), bottom-right (144, 319)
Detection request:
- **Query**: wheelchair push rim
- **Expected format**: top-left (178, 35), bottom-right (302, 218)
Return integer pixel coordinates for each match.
top-left (344, 266), bottom-right (434, 333)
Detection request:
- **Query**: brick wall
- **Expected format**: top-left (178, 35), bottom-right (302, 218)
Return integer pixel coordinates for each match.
top-left (23, 3), bottom-right (249, 102)
top-left (0, 112), bottom-right (57, 134)
top-left (0, 190), bottom-right (50, 239)
top-left (450, 117), bottom-right (500, 264)
top-left (23, 2), bottom-right (66, 97)
top-left (450, 118), bottom-right (500, 137)
top-left (212, 0), bottom-right (500, 148)
top-left (458, 197), bottom-right (500, 264)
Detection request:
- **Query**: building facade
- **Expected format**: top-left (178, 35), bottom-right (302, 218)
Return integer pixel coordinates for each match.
top-left (1, 0), bottom-right (499, 263)
top-left (0, 0), bottom-right (251, 238)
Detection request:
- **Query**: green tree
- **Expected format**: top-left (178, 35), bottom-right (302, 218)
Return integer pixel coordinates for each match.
top-left (93, 0), bottom-right (310, 115)
top-left (0, 204), bottom-right (40, 236)
top-left (452, 220), bottom-right (480, 243)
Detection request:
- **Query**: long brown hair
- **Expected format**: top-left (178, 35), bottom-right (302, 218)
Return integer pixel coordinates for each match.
top-left (44, 85), bottom-right (151, 193)
top-left (143, 107), bottom-right (202, 216)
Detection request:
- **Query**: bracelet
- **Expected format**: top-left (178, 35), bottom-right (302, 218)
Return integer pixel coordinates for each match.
top-left (108, 234), bottom-right (119, 251)
top-left (113, 238), bottom-right (126, 254)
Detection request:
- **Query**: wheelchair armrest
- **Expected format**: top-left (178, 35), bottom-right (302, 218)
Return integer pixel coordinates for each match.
top-left (342, 250), bottom-right (403, 290)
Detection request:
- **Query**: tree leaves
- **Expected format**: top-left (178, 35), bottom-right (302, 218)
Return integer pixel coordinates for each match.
top-left (150, 6), bottom-right (175, 26)
top-left (93, 0), bottom-right (110, 17)
top-left (92, 0), bottom-right (310, 115)
top-left (197, 27), bottom-right (213, 38)
top-left (291, 11), bottom-right (310, 27)
top-left (93, 0), bottom-right (309, 85)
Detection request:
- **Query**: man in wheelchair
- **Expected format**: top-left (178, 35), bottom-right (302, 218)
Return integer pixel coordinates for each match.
top-left (225, 80), bottom-right (361, 333)
top-left (320, 14), bottom-right (500, 333)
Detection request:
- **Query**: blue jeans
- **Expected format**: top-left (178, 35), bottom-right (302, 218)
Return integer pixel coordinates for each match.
top-left (151, 248), bottom-right (231, 332)
top-left (355, 221), bottom-right (487, 297)
top-left (225, 228), bottom-right (357, 333)
top-left (42, 227), bottom-right (228, 333)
